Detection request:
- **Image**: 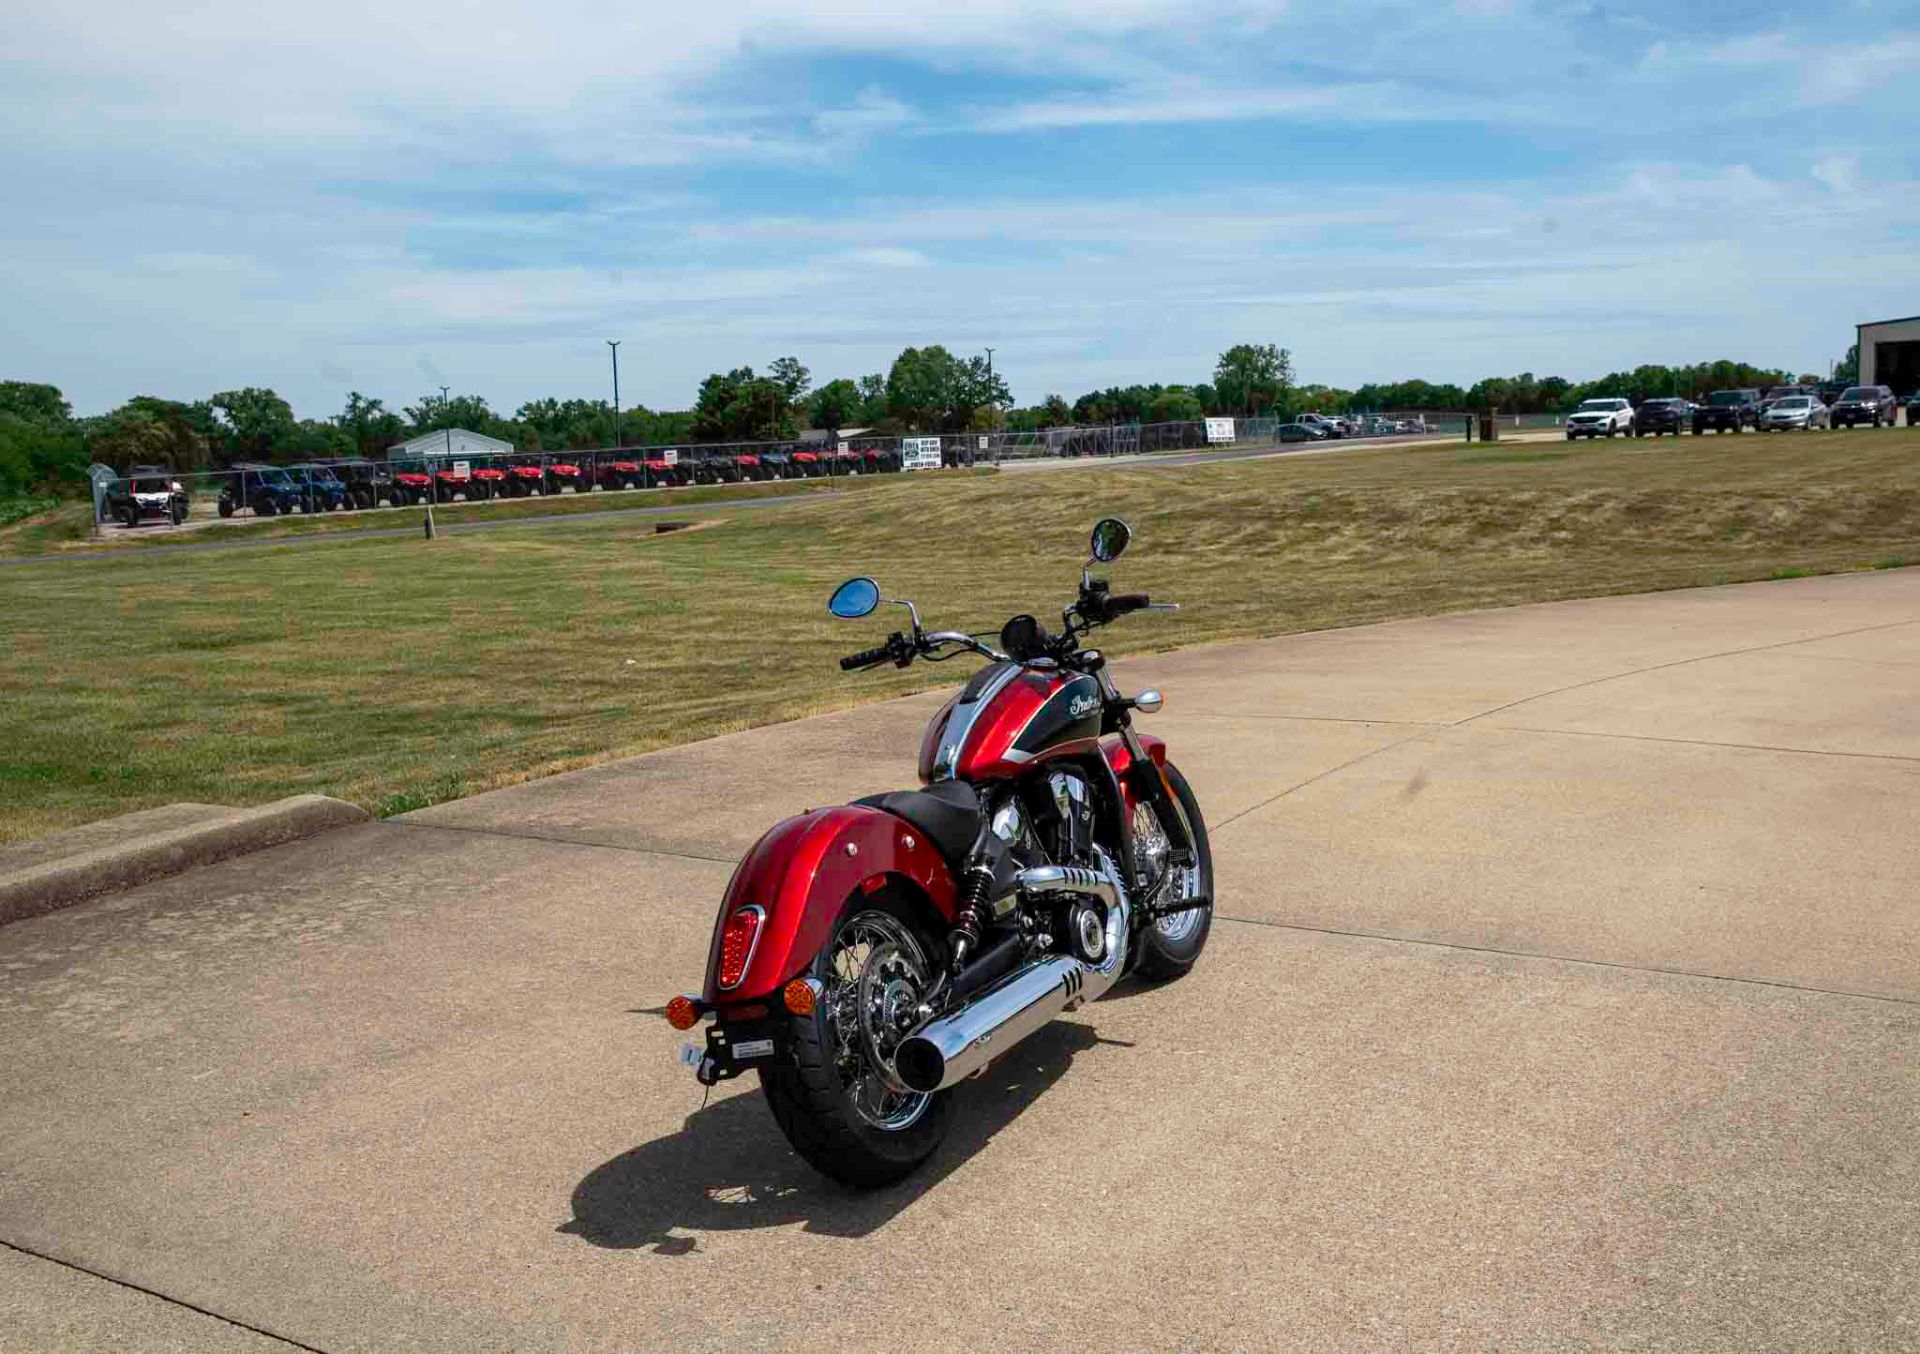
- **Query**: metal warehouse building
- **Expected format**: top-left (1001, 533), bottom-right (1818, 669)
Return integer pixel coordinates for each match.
top-left (389, 428), bottom-right (514, 459)
top-left (1857, 314), bottom-right (1920, 394)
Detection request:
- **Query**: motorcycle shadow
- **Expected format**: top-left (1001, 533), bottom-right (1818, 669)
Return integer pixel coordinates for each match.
top-left (559, 1019), bottom-right (1118, 1253)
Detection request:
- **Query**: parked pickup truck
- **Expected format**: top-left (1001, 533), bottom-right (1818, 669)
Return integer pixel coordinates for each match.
top-left (1692, 389), bottom-right (1760, 434)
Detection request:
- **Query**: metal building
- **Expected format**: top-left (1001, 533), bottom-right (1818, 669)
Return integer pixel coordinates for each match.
top-left (1856, 314), bottom-right (1920, 394)
top-left (388, 428), bottom-right (514, 459)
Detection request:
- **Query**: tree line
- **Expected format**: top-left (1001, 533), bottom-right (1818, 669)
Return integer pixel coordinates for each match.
top-left (0, 340), bottom-right (1852, 497)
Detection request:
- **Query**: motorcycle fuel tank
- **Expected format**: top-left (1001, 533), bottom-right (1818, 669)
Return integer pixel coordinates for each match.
top-left (919, 662), bottom-right (1104, 784)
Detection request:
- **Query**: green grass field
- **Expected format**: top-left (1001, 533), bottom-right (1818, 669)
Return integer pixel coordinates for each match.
top-left (4, 426), bottom-right (1917, 844)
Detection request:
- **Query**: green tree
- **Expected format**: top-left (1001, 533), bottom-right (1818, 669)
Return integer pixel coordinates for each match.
top-left (209, 387), bottom-right (297, 463)
top-left (1213, 343), bottom-right (1293, 417)
top-left (337, 392), bottom-right (405, 457)
top-left (1834, 344), bottom-right (1859, 384)
top-left (808, 378), bottom-right (864, 430)
top-left (885, 346), bottom-right (1010, 432)
top-left (0, 381), bottom-right (72, 426)
top-left (768, 357), bottom-right (811, 403)
top-left (404, 392), bottom-right (500, 437)
top-left (88, 396), bottom-right (212, 471)
top-left (0, 382), bottom-right (85, 493)
top-left (690, 367), bottom-right (795, 441)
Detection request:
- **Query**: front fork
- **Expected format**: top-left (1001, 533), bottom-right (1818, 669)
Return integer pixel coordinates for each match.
top-left (1087, 652), bottom-right (1195, 872)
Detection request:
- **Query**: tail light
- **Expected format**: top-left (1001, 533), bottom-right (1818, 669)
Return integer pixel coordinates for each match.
top-left (716, 905), bottom-right (765, 990)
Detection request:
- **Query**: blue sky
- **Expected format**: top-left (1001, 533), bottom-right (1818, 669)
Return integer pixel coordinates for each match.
top-left (2, 0), bottom-right (1916, 418)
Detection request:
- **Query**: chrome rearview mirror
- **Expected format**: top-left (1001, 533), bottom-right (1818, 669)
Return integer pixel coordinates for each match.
top-left (1090, 517), bottom-right (1132, 563)
top-left (828, 576), bottom-right (881, 619)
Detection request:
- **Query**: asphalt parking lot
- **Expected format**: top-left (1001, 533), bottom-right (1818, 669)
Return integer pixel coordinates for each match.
top-left (3, 569), bottom-right (1917, 1351)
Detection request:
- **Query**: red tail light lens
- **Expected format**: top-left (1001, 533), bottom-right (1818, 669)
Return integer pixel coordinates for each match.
top-left (716, 906), bottom-right (765, 990)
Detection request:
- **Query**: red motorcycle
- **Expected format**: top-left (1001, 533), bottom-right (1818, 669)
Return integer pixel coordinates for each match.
top-left (666, 519), bottom-right (1214, 1185)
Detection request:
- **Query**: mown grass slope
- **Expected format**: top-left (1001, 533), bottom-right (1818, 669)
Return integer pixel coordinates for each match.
top-left (4, 426), bottom-right (1916, 843)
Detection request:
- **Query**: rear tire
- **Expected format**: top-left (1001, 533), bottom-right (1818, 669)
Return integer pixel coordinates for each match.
top-left (760, 897), bottom-right (953, 1187)
top-left (1132, 762), bottom-right (1214, 981)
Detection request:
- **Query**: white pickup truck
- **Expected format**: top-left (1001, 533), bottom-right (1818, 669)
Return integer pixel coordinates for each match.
top-left (1564, 398), bottom-right (1634, 439)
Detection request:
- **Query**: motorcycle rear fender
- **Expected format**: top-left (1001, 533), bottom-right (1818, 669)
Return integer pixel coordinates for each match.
top-left (702, 805), bottom-right (961, 1004)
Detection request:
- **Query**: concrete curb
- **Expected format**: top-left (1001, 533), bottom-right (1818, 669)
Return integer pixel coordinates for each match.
top-left (0, 795), bottom-right (371, 927)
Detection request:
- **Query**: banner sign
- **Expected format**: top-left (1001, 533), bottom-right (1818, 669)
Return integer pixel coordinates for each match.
top-left (1204, 417), bottom-right (1236, 445)
top-left (452, 460), bottom-right (470, 478)
top-left (901, 437), bottom-right (944, 470)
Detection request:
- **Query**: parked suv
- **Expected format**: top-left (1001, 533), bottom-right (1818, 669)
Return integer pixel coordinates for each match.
top-left (104, 465), bottom-right (190, 527)
top-left (1692, 389), bottom-right (1760, 434)
top-left (1632, 398), bottom-right (1688, 437)
top-left (1565, 398), bottom-right (1634, 439)
top-left (1831, 385), bottom-right (1896, 428)
top-left (218, 464), bottom-right (303, 517)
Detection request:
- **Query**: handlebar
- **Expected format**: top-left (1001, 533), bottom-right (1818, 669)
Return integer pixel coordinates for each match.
top-left (839, 642), bottom-right (897, 672)
top-left (840, 629), bottom-right (1009, 672)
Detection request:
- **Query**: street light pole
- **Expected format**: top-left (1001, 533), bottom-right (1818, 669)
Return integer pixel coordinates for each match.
top-left (607, 340), bottom-right (622, 450)
top-left (426, 384), bottom-right (449, 539)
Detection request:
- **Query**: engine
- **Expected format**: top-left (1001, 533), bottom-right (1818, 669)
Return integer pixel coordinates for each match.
top-left (978, 770), bottom-right (1112, 967)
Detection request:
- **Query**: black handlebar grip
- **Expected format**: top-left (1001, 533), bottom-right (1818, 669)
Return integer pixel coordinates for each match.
top-left (1107, 593), bottom-right (1151, 616)
top-left (840, 644), bottom-right (892, 671)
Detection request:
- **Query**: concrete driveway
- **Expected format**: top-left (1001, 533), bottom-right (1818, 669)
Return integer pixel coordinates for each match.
top-left (4, 570), bottom-right (1917, 1352)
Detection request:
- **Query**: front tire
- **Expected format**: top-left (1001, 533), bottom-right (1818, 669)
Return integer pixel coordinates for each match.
top-left (1132, 762), bottom-right (1214, 981)
top-left (760, 898), bottom-right (953, 1187)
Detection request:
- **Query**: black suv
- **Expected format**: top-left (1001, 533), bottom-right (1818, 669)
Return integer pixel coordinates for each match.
top-left (1633, 398), bottom-right (1688, 437)
top-left (104, 465), bottom-right (190, 527)
top-left (1831, 385), bottom-right (1895, 428)
top-left (1693, 389), bottom-right (1760, 434)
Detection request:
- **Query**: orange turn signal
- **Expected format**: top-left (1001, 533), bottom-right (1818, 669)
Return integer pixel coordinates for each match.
top-left (665, 995), bottom-right (701, 1030)
top-left (782, 979), bottom-right (818, 1017)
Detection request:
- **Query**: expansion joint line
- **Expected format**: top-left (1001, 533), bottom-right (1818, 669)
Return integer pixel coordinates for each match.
top-left (0, 1238), bottom-right (332, 1353)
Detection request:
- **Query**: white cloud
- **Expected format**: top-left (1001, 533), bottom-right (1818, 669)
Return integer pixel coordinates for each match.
top-left (1812, 153), bottom-right (1860, 195)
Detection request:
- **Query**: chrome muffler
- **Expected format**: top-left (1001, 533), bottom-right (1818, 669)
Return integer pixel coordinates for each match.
top-left (893, 852), bottom-right (1129, 1094)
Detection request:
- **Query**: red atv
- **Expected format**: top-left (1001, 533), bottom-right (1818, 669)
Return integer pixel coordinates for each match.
top-left (596, 458), bottom-right (642, 490)
top-left (432, 469), bottom-right (473, 503)
top-left (642, 456), bottom-right (685, 487)
top-left (546, 460), bottom-right (583, 495)
top-left (467, 466), bottom-right (507, 500)
top-left (504, 460), bottom-right (549, 497)
top-left (389, 470), bottom-right (432, 507)
top-left (791, 450), bottom-right (825, 478)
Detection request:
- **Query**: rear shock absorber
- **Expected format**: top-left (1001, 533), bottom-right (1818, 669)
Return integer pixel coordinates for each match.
top-left (949, 863), bottom-right (992, 971)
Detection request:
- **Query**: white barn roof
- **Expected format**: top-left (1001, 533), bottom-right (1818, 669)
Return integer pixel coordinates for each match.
top-left (390, 428), bottom-right (514, 458)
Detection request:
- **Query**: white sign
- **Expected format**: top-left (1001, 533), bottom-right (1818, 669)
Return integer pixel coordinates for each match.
top-left (901, 437), bottom-right (944, 471)
top-left (452, 460), bottom-right (470, 478)
top-left (660, 448), bottom-right (679, 466)
top-left (977, 435), bottom-right (988, 450)
top-left (1204, 417), bottom-right (1236, 445)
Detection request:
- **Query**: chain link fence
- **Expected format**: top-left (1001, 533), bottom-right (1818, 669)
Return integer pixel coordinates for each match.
top-left (82, 413), bottom-right (1465, 534)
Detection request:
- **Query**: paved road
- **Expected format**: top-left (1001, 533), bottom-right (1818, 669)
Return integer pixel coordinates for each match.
top-left (4, 571), bottom-right (1917, 1351)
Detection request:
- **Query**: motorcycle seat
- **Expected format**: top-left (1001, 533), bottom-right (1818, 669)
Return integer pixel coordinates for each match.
top-left (853, 781), bottom-right (982, 867)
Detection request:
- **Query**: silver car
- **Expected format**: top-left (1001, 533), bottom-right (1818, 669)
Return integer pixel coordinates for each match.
top-left (1759, 395), bottom-right (1829, 431)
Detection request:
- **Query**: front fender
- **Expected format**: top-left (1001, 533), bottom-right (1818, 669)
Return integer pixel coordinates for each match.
top-left (702, 806), bottom-right (960, 1003)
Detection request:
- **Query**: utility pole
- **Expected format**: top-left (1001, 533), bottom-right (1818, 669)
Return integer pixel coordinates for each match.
top-left (607, 340), bottom-right (622, 449)
top-left (427, 384), bottom-right (448, 539)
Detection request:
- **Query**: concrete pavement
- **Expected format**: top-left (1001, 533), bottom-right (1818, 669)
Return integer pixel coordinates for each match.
top-left (3, 570), bottom-right (1917, 1351)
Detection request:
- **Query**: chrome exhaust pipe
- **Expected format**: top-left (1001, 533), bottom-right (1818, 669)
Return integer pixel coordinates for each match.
top-left (894, 851), bottom-right (1129, 1095)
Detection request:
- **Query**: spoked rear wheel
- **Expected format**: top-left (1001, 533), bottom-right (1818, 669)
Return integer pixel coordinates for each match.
top-left (1132, 762), bottom-right (1214, 980)
top-left (760, 898), bottom-right (952, 1186)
